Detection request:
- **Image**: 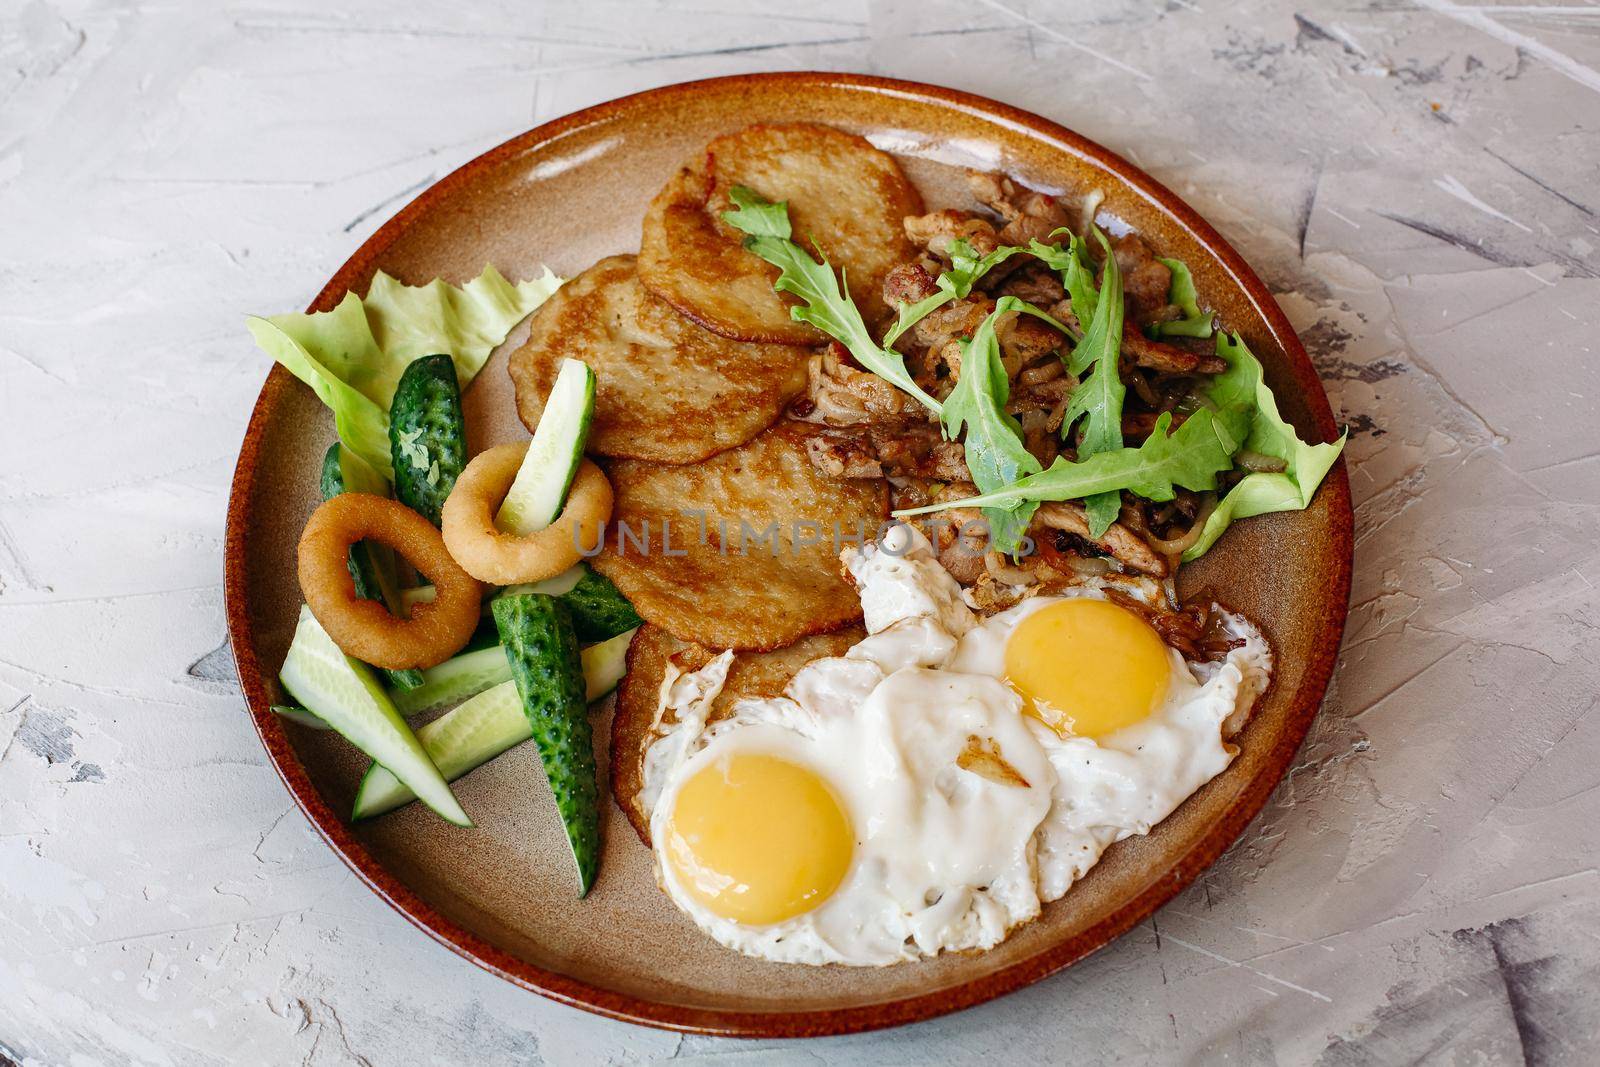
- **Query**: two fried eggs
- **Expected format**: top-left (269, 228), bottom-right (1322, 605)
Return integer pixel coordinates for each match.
top-left (638, 525), bottom-right (1272, 966)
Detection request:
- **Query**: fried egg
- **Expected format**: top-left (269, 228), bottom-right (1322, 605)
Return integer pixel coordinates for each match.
top-left (639, 524), bottom-right (1272, 965)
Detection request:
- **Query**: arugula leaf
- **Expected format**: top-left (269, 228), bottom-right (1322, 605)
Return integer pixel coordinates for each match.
top-left (1150, 257), bottom-right (1215, 339)
top-left (1182, 333), bottom-right (1345, 560)
top-left (247, 265), bottom-right (561, 478)
top-left (718, 188), bottom-right (792, 239)
top-left (882, 239), bottom-right (1033, 347)
top-left (1028, 233), bottom-right (1099, 326)
top-left (723, 186), bottom-right (943, 414)
top-left (1060, 228), bottom-right (1126, 537)
top-left (894, 408), bottom-right (1240, 517)
top-left (941, 296), bottom-right (1048, 553)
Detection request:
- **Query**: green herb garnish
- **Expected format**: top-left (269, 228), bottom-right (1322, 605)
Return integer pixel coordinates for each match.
top-left (896, 331), bottom-right (1345, 563)
top-left (881, 239), bottom-right (1032, 347)
top-left (722, 187), bottom-right (942, 414)
top-left (1151, 257), bottom-right (1216, 339)
top-left (726, 186), bottom-right (1077, 554)
top-left (1181, 333), bottom-right (1345, 559)
top-left (723, 186), bottom-right (1342, 561)
top-left (1060, 228), bottom-right (1127, 536)
top-left (940, 296), bottom-right (1050, 552)
top-left (1027, 232), bottom-right (1099, 326)
top-left (895, 407), bottom-right (1242, 518)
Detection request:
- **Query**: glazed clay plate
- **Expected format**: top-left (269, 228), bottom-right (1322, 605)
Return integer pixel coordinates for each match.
top-left (225, 73), bottom-right (1352, 1036)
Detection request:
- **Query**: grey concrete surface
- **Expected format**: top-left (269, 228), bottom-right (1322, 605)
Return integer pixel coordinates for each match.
top-left (2, 1), bottom-right (1598, 1063)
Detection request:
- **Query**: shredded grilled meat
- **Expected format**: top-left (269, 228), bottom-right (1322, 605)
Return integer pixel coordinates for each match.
top-left (794, 344), bottom-right (929, 427)
top-left (801, 169), bottom-right (1245, 635)
top-left (1098, 589), bottom-right (1243, 662)
top-left (1112, 233), bottom-right (1173, 327)
top-left (1033, 502), bottom-right (1167, 577)
top-left (967, 171), bottom-right (1074, 246)
top-left (997, 261), bottom-right (1066, 306)
top-left (882, 261), bottom-right (940, 307)
top-left (903, 209), bottom-right (999, 258)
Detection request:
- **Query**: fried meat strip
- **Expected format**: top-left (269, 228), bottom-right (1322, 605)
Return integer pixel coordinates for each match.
top-left (902, 209), bottom-right (999, 259)
top-left (1032, 502), bottom-right (1167, 577)
top-left (966, 172), bottom-right (1073, 246)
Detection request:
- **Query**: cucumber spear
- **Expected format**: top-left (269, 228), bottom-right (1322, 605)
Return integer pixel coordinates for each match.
top-left (492, 593), bottom-right (602, 895)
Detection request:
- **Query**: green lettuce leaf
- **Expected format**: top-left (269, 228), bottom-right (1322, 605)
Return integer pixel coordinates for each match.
top-left (722, 187), bottom-right (942, 414)
top-left (1201, 330), bottom-right (1262, 446)
top-left (247, 264), bottom-right (561, 478)
top-left (1060, 228), bottom-right (1126, 537)
top-left (940, 296), bottom-right (1048, 553)
top-left (1182, 332), bottom-right (1345, 560)
top-left (895, 407), bottom-right (1241, 517)
top-left (1150, 257), bottom-right (1215, 339)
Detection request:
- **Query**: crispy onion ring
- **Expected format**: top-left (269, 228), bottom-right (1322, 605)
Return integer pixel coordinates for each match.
top-left (298, 493), bottom-right (482, 670)
top-left (441, 444), bottom-right (613, 585)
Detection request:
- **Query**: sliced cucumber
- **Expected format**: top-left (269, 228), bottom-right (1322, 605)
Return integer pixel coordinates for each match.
top-left (501, 565), bottom-right (640, 643)
top-left (580, 626), bottom-right (634, 702)
top-left (390, 645), bottom-right (512, 717)
top-left (271, 703), bottom-right (329, 730)
top-left (552, 568), bottom-right (642, 643)
top-left (494, 594), bottom-right (600, 894)
top-left (353, 681), bottom-right (522, 820)
top-left (496, 358), bottom-right (594, 535)
top-left (400, 584), bottom-right (441, 611)
top-left (389, 354), bottom-right (467, 527)
top-left (499, 564), bottom-right (586, 599)
top-left (320, 442), bottom-right (424, 691)
top-left (354, 628), bottom-right (636, 820)
top-left (412, 563), bottom-right (637, 644)
top-left (279, 606), bottom-right (470, 827)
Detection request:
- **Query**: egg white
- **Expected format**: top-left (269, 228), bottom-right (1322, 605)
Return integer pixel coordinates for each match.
top-left (640, 525), bottom-right (1273, 965)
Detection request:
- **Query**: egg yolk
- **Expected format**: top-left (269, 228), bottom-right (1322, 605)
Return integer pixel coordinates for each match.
top-left (664, 754), bottom-right (853, 926)
top-left (1004, 598), bottom-right (1171, 738)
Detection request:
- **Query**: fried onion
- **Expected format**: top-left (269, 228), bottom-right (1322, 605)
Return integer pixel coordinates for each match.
top-left (297, 493), bottom-right (481, 670)
top-left (441, 443), bottom-right (613, 585)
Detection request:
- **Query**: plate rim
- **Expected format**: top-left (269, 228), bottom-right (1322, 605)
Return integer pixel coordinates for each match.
top-left (224, 70), bottom-right (1353, 1038)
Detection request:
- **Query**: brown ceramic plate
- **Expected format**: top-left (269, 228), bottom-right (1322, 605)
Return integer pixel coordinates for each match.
top-left (225, 72), bottom-right (1352, 1036)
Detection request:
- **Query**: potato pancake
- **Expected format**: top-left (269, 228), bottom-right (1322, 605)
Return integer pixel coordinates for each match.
top-left (509, 255), bottom-right (810, 463)
top-left (638, 123), bottom-right (922, 344)
top-left (610, 624), bottom-right (865, 844)
top-left (589, 422), bottom-right (888, 650)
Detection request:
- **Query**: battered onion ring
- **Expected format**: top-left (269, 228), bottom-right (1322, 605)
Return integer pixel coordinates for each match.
top-left (441, 444), bottom-right (613, 585)
top-left (297, 493), bottom-right (482, 670)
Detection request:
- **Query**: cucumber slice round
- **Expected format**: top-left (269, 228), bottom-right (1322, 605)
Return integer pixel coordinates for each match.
top-left (279, 606), bottom-right (471, 827)
top-left (496, 359), bottom-right (595, 535)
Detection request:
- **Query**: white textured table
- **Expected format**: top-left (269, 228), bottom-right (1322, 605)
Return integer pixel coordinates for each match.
top-left (4, 2), bottom-right (1599, 1063)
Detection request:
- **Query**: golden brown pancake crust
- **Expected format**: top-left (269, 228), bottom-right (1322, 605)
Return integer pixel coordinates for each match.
top-left (590, 421), bottom-right (888, 651)
top-left (638, 123), bottom-right (923, 344)
top-left (509, 255), bottom-right (811, 464)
